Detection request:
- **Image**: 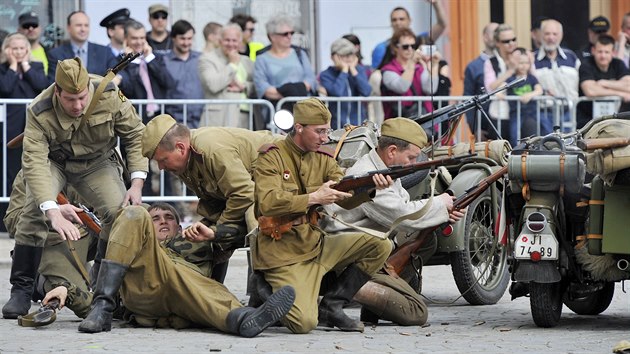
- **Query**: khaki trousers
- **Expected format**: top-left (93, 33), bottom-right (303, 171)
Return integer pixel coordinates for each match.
top-left (262, 232), bottom-right (391, 334)
top-left (16, 154), bottom-right (126, 246)
top-left (106, 206), bottom-right (242, 332)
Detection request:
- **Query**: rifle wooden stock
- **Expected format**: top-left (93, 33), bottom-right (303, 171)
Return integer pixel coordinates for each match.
top-left (333, 154), bottom-right (474, 194)
top-left (577, 137), bottom-right (630, 151)
top-left (56, 192), bottom-right (102, 235)
top-left (383, 165), bottom-right (508, 277)
top-left (6, 52), bottom-right (140, 149)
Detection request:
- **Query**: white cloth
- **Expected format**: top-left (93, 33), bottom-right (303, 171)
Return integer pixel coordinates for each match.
top-left (321, 149), bottom-right (449, 235)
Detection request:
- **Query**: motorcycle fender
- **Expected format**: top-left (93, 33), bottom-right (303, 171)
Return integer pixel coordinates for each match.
top-left (437, 164), bottom-right (501, 252)
top-left (514, 260), bottom-right (561, 283)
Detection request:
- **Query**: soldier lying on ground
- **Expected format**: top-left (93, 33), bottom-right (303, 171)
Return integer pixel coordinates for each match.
top-left (76, 203), bottom-right (295, 337)
top-left (250, 98), bottom-right (393, 334)
top-left (321, 117), bottom-right (465, 325)
top-left (140, 114), bottom-right (283, 283)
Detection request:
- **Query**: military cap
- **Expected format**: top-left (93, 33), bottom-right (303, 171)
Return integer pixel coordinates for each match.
top-left (18, 12), bottom-right (39, 27)
top-left (149, 4), bottom-right (169, 16)
top-left (381, 117), bottom-right (428, 148)
top-left (142, 114), bottom-right (177, 158)
top-left (293, 98), bottom-right (331, 126)
top-left (55, 58), bottom-right (89, 94)
top-left (589, 16), bottom-right (610, 33)
top-left (99, 8), bottom-right (130, 28)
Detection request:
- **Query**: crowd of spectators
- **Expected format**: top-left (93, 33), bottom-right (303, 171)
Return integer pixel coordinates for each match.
top-left (2, 4), bottom-right (630, 206)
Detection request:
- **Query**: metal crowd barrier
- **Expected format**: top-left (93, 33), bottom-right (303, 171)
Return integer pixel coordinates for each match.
top-left (0, 95), bottom-right (626, 203)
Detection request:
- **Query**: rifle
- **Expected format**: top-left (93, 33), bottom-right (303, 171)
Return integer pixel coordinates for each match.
top-left (383, 165), bottom-right (508, 278)
top-left (56, 192), bottom-right (102, 235)
top-left (577, 137), bottom-right (630, 151)
top-left (412, 77), bottom-right (526, 131)
top-left (258, 154), bottom-right (474, 240)
top-left (6, 52), bottom-right (141, 149)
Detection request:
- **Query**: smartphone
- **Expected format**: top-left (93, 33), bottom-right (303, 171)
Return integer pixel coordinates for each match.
top-left (420, 45), bottom-right (437, 57)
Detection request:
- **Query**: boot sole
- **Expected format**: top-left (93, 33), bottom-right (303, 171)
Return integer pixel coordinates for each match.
top-left (78, 323), bottom-right (112, 333)
top-left (239, 286), bottom-right (295, 338)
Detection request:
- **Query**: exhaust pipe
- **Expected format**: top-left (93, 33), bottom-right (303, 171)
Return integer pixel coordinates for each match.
top-left (618, 259), bottom-right (630, 271)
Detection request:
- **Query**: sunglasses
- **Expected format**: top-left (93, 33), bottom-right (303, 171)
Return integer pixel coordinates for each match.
top-left (397, 43), bottom-right (416, 50)
top-left (500, 37), bottom-right (517, 44)
top-left (151, 12), bottom-right (168, 20)
top-left (275, 31), bottom-right (295, 37)
top-left (21, 23), bottom-right (38, 30)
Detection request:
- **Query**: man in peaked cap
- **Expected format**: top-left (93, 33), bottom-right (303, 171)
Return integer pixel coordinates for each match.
top-left (321, 117), bottom-right (465, 326)
top-left (578, 15), bottom-right (611, 62)
top-left (251, 98), bottom-right (393, 334)
top-left (100, 8), bottom-right (130, 57)
top-left (2, 58), bottom-right (148, 319)
top-left (140, 113), bottom-right (282, 283)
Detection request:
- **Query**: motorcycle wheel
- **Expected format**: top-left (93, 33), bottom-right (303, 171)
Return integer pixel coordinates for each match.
top-left (530, 282), bottom-right (563, 327)
top-left (563, 282), bottom-right (615, 315)
top-left (450, 193), bottom-right (510, 305)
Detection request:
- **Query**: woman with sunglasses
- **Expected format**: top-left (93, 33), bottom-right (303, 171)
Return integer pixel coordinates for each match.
top-left (253, 15), bottom-right (317, 129)
top-left (0, 32), bottom-right (47, 219)
top-left (483, 23), bottom-right (521, 141)
top-left (378, 28), bottom-right (439, 120)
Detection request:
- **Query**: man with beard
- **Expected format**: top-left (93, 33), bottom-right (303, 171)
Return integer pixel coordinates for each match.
top-left (533, 19), bottom-right (580, 132)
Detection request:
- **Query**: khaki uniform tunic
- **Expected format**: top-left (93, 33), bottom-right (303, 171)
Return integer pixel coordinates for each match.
top-left (252, 137), bottom-right (391, 334)
top-left (16, 76), bottom-right (148, 246)
top-left (106, 206), bottom-right (242, 331)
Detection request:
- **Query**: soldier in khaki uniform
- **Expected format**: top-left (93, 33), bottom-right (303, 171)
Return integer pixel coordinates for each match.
top-left (2, 58), bottom-right (148, 319)
top-left (322, 118), bottom-right (465, 326)
top-left (140, 114), bottom-right (282, 281)
top-left (77, 203), bottom-right (296, 337)
top-left (251, 98), bottom-right (393, 334)
top-left (4, 170), bottom-right (95, 319)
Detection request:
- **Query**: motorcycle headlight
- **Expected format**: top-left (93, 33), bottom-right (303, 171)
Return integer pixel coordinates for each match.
top-left (526, 212), bottom-right (547, 233)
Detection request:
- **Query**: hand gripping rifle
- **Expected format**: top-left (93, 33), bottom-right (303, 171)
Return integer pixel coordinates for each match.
top-left (6, 52), bottom-right (141, 149)
top-left (258, 154), bottom-right (474, 240)
top-left (383, 165), bottom-right (508, 278)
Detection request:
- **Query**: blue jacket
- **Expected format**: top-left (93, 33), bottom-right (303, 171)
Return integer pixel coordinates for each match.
top-left (46, 42), bottom-right (117, 84)
top-left (319, 65), bottom-right (371, 128)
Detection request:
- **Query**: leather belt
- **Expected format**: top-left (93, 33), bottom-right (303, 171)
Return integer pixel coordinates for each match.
top-left (291, 215), bottom-right (309, 226)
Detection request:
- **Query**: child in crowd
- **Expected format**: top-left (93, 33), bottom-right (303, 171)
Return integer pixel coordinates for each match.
top-left (506, 47), bottom-right (543, 147)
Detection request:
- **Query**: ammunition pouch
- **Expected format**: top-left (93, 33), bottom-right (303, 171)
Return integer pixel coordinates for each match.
top-left (258, 213), bottom-right (316, 240)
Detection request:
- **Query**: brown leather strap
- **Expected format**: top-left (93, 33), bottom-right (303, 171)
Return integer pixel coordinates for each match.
top-left (520, 152), bottom-right (530, 201)
top-left (333, 125), bottom-right (358, 159)
top-left (587, 234), bottom-right (603, 240)
top-left (588, 200), bottom-right (604, 205)
top-left (484, 140), bottom-right (491, 158)
top-left (66, 239), bottom-right (91, 289)
top-left (447, 145), bottom-right (453, 157)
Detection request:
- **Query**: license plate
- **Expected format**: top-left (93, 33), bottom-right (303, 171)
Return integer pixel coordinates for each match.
top-left (514, 233), bottom-right (558, 260)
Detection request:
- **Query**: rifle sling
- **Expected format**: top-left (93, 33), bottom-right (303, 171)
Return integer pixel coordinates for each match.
top-left (77, 70), bottom-right (117, 131)
top-left (66, 238), bottom-right (92, 290)
top-left (333, 125), bottom-right (359, 159)
top-left (321, 170), bottom-right (438, 240)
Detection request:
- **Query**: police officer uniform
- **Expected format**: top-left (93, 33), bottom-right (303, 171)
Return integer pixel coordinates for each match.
top-left (141, 115), bottom-right (282, 278)
top-left (2, 58), bottom-right (148, 319)
top-left (251, 98), bottom-right (392, 334)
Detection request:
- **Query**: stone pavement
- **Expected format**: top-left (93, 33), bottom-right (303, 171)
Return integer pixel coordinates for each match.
top-left (0, 232), bottom-right (628, 353)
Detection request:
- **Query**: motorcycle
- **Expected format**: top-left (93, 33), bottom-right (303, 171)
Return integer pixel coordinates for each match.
top-left (506, 112), bottom-right (630, 327)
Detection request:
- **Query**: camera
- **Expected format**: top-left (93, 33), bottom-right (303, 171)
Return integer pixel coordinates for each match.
top-left (420, 44), bottom-right (437, 57)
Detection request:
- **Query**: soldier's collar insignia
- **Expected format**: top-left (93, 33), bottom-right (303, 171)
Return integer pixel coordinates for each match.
top-left (118, 89), bottom-right (127, 102)
top-left (283, 170), bottom-right (290, 180)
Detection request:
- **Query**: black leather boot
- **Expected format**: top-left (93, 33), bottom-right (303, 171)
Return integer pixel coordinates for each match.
top-left (318, 264), bottom-right (370, 332)
top-left (2, 245), bottom-right (43, 319)
top-left (246, 271), bottom-right (273, 307)
top-left (78, 260), bottom-right (128, 333)
top-left (89, 239), bottom-right (109, 289)
top-left (226, 285), bottom-right (295, 338)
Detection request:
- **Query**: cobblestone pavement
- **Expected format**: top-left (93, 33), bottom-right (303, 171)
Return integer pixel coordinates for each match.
top-left (0, 234), bottom-right (628, 353)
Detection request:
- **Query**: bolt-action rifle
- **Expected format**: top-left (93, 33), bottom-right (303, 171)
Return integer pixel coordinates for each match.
top-left (258, 154), bottom-right (474, 240)
top-left (383, 165), bottom-right (508, 278)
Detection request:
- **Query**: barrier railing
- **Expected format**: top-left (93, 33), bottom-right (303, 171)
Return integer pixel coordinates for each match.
top-left (0, 95), bottom-right (625, 203)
